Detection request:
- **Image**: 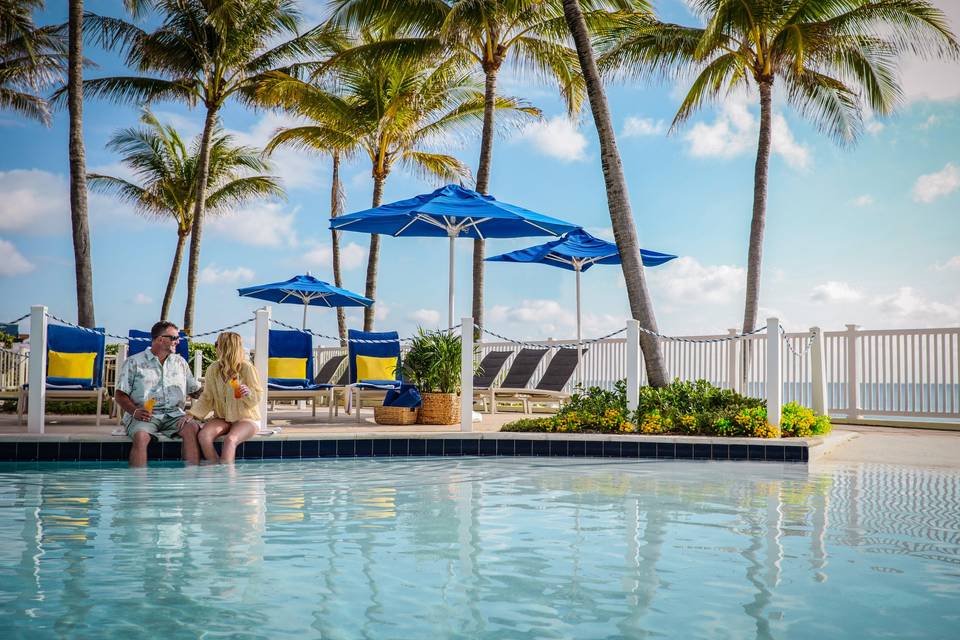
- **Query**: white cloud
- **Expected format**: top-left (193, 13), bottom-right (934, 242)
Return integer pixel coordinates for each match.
top-left (226, 111), bottom-right (328, 190)
top-left (208, 201), bottom-right (298, 246)
top-left (912, 162), bottom-right (960, 203)
top-left (407, 308), bottom-right (440, 326)
top-left (586, 226), bottom-right (615, 241)
top-left (200, 265), bottom-right (255, 285)
top-left (899, 0), bottom-right (960, 103)
top-left (302, 240), bottom-right (366, 271)
top-left (520, 116), bottom-right (588, 162)
top-left (864, 111), bottom-right (885, 135)
top-left (622, 116), bottom-right (666, 138)
top-left (873, 287), bottom-right (959, 326)
top-left (852, 194), bottom-right (874, 207)
top-left (0, 238), bottom-right (34, 276)
top-left (684, 93), bottom-right (811, 169)
top-left (374, 301), bottom-right (390, 321)
top-left (648, 256), bottom-right (746, 304)
top-left (919, 115), bottom-right (940, 130)
top-left (933, 256), bottom-right (960, 271)
top-left (132, 293), bottom-right (153, 305)
top-left (810, 281), bottom-right (864, 303)
top-left (488, 299), bottom-right (625, 339)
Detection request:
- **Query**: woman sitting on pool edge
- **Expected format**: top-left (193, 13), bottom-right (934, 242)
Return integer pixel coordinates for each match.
top-left (189, 332), bottom-right (263, 464)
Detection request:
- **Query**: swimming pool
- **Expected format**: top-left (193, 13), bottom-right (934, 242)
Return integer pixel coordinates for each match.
top-left (1, 459), bottom-right (957, 639)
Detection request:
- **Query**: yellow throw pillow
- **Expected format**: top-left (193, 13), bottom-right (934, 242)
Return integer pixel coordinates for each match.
top-left (48, 350), bottom-right (97, 380)
top-left (356, 355), bottom-right (397, 381)
top-left (268, 357), bottom-right (307, 380)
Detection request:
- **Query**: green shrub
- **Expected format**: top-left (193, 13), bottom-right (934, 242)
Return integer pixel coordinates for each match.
top-left (780, 401), bottom-right (832, 437)
top-left (189, 341), bottom-right (216, 366)
top-left (501, 379), bottom-right (830, 439)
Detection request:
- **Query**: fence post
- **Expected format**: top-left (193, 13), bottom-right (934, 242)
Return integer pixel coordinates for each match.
top-left (460, 317), bottom-right (473, 433)
top-left (27, 305), bottom-right (47, 434)
top-left (810, 327), bottom-right (828, 416)
top-left (626, 320), bottom-right (640, 413)
top-left (193, 348), bottom-right (202, 379)
top-left (766, 317), bottom-right (781, 429)
top-left (726, 328), bottom-right (739, 392)
top-left (254, 306), bottom-right (271, 429)
top-left (845, 324), bottom-right (860, 419)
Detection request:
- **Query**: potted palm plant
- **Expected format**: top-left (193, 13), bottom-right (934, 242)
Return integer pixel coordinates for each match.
top-left (402, 330), bottom-right (467, 425)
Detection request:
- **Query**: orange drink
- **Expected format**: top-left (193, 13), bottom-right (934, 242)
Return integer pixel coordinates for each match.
top-left (144, 398), bottom-right (156, 412)
top-left (229, 377), bottom-right (243, 399)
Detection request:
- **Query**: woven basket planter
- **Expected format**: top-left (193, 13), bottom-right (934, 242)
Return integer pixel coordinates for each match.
top-left (373, 406), bottom-right (419, 426)
top-left (417, 392), bottom-right (460, 425)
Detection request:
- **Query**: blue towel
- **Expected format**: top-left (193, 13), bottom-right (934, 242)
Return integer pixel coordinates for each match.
top-left (383, 384), bottom-right (422, 408)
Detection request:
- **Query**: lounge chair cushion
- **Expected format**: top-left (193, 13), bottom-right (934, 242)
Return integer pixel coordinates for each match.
top-left (268, 357), bottom-right (307, 380)
top-left (356, 355), bottom-right (397, 382)
top-left (47, 350), bottom-right (97, 382)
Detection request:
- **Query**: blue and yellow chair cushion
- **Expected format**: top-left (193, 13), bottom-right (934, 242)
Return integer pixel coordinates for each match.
top-left (46, 324), bottom-right (105, 389)
top-left (348, 329), bottom-right (401, 389)
top-left (267, 329), bottom-right (321, 389)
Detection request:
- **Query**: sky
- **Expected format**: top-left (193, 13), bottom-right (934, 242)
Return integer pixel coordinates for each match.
top-left (1, 0), bottom-right (959, 347)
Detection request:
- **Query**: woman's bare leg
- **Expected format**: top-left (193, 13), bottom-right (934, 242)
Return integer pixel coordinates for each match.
top-left (220, 419), bottom-right (258, 464)
top-left (198, 419), bottom-right (230, 463)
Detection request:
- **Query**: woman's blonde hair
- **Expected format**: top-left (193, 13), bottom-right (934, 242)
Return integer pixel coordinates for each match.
top-left (214, 332), bottom-right (247, 382)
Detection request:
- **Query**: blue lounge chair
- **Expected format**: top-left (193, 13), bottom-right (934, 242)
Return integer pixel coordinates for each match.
top-left (344, 329), bottom-right (402, 422)
top-left (19, 324), bottom-right (107, 426)
top-left (267, 329), bottom-right (333, 418)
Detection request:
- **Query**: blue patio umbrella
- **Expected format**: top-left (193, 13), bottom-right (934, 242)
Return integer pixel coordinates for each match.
top-left (331, 184), bottom-right (580, 329)
top-left (487, 228), bottom-right (677, 383)
top-left (238, 273), bottom-right (373, 329)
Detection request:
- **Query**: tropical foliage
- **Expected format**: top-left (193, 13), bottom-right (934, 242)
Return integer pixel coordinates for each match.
top-left (89, 110), bottom-right (284, 321)
top-left (0, 0), bottom-right (66, 125)
top-left (597, 0), bottom-right (959, 336)
top-left (402, 329), bottom-right (472, 394)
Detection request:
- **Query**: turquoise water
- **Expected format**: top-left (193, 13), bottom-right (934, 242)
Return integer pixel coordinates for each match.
top-left (0, 459), bottom-right (958, 639)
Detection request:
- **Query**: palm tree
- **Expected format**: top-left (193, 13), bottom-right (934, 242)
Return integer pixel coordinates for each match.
top-left (83, 0), bottom-right (338, 333)
top-left (561, 0), bottom-right (669, 386)
top-left (331, 0), bottom-right (593, 335)
top-left (260, 33), bottom-right (537, 331)
top-left (0, 0), bottom-right (66, 125)
top-left (88, 110), bottom-right (284, 321)
top-left (597, 0), bottom-right (958, 337)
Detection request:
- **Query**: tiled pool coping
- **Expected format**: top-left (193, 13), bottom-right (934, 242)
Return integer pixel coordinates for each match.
top-left (0, 432), bottom-right (852, 465)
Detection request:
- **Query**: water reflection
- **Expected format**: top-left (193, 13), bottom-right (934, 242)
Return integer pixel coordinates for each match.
top-left (0, 460), bottom-right (958, 639)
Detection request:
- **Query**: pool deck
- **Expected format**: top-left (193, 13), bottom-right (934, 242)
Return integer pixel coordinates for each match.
top-left (0, 410), bottom-right (957, 468)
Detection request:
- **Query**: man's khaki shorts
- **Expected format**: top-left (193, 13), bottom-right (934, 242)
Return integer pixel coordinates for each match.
top-left (126, 413), bottom-right (188, 439)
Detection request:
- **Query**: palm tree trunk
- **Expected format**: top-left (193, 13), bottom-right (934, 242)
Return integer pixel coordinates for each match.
top-left (561, 0), bottom-right (668, 387)
top-left (183, 107), bottom-right (219, 335)
top-left (160, 230), bottom-right (188, 322)
top-left (363, 173), bottom-right (385, 331)
top-left (68, 0), bottom-right (94, 328)
top-left (330, 152), bottom-right (348, 346)
top-left (742, 79), bottom-right (773, 335)
top-left (472, 67), bottom-right (499, 337)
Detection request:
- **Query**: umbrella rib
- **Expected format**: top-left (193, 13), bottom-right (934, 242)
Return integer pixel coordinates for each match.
top-left (524, 219), bottom-right (563, 236)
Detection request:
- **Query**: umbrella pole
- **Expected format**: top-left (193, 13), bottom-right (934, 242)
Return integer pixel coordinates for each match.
top-left (303, 301), bottom-right (308, 330)
top-left (576, 265), bottom-right (582, 388)
top-left (448, 234), bottom-right (455, 334)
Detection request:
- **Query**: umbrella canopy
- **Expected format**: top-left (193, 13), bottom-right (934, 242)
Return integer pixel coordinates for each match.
top-left (332, 184), bottom-right (580, 329)
top-left (238, 273), bottom-right (373, 329)
top-left (487, 229), bottom-right (677, 385)
top-left (486, 228), bottom-right (676, 271)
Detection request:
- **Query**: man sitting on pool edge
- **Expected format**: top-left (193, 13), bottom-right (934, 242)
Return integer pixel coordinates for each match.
top-left (114, 321), bottom-right (203, 467)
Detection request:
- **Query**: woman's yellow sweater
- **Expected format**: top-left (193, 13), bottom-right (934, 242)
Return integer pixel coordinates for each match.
top-left (189, 360), bottom-right (262, 423)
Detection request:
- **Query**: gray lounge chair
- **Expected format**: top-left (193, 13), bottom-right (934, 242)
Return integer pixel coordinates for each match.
top-left (476, 348), bottom-right (547, 413)
top-left (492, 348), bottom-right (587, 413)
top-left (472, 350), bottom-right (514, 412)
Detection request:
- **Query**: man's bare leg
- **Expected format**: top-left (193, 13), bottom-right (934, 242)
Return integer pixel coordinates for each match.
top-left (129, 431), bottom-right (151, 467)
top-left (179, 422), bottom-right (201, 465)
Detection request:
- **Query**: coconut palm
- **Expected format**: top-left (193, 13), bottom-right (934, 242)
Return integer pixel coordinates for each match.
top-left (260, 33), bottom-right (537, 330)
top-left (597, 0), bottom-right (958, 337)
top-left (332, 0), bottom-right (614, 335)
top-left (88, 110), bottom-right (284, 321)
top-left (560, 0), bottom-right (669, 386)
top-left (0, 0), bottom-right (66, 125)
top-left (82, 0), bottom-right (338, 333)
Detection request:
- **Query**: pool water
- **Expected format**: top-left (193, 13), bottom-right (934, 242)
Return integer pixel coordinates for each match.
top-left (1, 458), bottom-right (958, 639)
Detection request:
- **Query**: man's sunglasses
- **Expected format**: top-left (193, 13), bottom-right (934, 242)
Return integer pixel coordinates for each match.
top-left (158, 335), bottom-right (181, 342)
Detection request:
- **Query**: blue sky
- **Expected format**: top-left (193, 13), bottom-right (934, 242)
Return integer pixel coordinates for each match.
top-left (1, 0), bottom-right (958, 346)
